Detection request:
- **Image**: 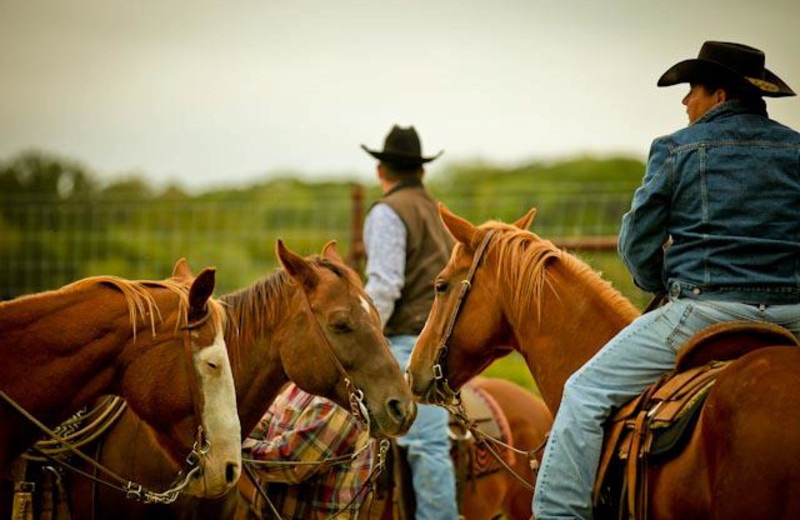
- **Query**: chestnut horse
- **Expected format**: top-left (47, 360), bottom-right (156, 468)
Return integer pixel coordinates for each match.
top-left (408, 205), bottom-right (800, 520)
top-left (359, 376), bottom-right (551, 520)
top-left (67, 240), bottom-right (416, 519)
top-left (455, 377), bottom-right (550, 520)
top-left (0, 265), bottom-right (241, 500)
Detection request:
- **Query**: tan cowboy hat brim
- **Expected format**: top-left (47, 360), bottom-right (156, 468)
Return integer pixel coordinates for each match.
top-left (658, 58), bottom-right (796, 98)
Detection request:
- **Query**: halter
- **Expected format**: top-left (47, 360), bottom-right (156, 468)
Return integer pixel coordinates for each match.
top-left (431, 230), bottom-right (496, 406)
top-left (1, 306), bottom-right (216, 504)
top-left (296, 284), bottom-right (371, 429)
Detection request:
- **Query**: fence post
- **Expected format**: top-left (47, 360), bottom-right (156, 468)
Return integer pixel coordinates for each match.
top-left (348, 184), bottom-right (366, 274)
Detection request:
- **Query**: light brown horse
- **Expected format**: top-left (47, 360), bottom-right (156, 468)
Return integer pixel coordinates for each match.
top-left (360, 376), bottom-right (551, 520)
top-left (0, 265), bottom-right (242, 499)
top-left (69, 240), bottom-right (416, 519)
top-left (408, 205), bottom-right (800, 520)
top-left (458, 377), bottom-right (550, 520)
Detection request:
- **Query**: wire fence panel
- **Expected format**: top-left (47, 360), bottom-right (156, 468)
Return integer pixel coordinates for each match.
top-left (0, 183), bottom-right (633, 299)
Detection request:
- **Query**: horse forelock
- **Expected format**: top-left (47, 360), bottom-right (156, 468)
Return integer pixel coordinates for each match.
top-left (310, 255), bottom-right (365, 289)
top-left (476, 223), bottom-right (638, 326)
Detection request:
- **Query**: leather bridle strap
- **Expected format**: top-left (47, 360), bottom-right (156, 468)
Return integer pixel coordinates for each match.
top-left (432, 230), bottom-right (496, 404)
top-left (296, 287), bottom-right (370, 427)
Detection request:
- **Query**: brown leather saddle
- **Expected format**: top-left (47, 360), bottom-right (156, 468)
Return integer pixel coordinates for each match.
top-left (363, 382), bottom-right (514, 520)
top-left (592, 320), bottom-right (799, 520)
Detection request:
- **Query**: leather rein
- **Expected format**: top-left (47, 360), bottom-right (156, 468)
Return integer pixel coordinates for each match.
top-left (1, 306), bottom-right (216, 504)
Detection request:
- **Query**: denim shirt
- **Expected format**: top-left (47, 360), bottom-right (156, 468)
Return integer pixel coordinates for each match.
top-left (619, 100), bottom-right (800, 304)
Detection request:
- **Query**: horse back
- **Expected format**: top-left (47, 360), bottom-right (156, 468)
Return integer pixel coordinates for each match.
top-left (597, 325), bottom-right (800, 520)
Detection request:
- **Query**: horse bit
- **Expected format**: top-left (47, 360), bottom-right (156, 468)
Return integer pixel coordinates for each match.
top-left (1, 305), bottom-right (216, 505)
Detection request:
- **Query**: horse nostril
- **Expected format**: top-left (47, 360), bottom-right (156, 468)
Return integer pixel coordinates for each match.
top-left (386, 397), bottom-right (416, 428)
top-left (386, 398), bottom-right (405, 424)
top-left (226, 462), bottom-right (239, 485)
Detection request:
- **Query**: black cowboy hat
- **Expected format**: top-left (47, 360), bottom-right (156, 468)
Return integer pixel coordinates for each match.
top-left (361, 125), bottom-right (443, 166)
top-left (658, 41), bottom-right (795, 97)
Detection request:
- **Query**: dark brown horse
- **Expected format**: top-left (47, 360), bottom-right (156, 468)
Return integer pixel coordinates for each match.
top-left (408, 205), bottom-right (800, 520)
top-left (69, 240), bottom-right (415, 519)
top-left (0, 265), bottom-right (241, 499)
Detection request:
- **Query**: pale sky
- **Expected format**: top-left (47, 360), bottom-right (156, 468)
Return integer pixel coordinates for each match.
top-left (1, 0), bottom-right (799, 190)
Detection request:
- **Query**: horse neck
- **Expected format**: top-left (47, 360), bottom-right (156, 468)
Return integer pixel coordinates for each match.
top-left (0, 285), bottom-right (161, 469)
top-left (501, 252), bottom-right (638, 414)
top-left (0, 287), bottom-right (140, 411)
top-left (221, 273), bottom-right (300, 436)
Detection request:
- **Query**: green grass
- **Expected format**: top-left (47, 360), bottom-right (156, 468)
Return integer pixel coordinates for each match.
top-left (482, 352), bottom-right (539, 394)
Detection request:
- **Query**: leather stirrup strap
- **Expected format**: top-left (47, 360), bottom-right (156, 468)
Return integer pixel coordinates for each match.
top-left (626, 411), bottom-right (648, 519)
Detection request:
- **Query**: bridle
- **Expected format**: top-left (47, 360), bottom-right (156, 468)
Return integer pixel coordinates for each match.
top-left (431, 229), bottom-right (496, 406)
top-left (296, 283), bottom-right (371, 430)
top-left (1, 305), bottom-right (217, 504)
top-left (428, 229), bottom-right (544, 492)
top-left (237, 282), bottom-right (379, 520)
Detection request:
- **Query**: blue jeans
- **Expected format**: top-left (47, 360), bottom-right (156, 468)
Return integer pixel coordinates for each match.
top-left (389, 334), bottom-right (459, 520)
top-left (532, 298), bottom-right (800, 520)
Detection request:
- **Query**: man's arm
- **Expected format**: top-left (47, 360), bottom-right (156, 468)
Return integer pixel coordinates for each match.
top-left (363, 203), bottom-right (406, 328)
top-left (246, 397), bottom-right (355, 485)
top-left (618, 137), bottom-right (673, 293)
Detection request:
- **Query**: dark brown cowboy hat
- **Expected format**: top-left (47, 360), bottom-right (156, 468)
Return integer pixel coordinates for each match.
top-left (658, 41), bottom-right (795, 97)
top-left (361, 125), bottom-right (443, 166)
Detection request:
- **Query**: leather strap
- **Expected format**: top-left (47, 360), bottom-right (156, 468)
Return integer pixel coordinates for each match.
top-left (432, 230), bottom-right (496, 405)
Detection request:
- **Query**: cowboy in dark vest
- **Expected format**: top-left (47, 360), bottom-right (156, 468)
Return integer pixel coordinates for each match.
top-left (362, 125), bottom-right (458, 520)
top-left (533, 41), bottom-right (800, 520)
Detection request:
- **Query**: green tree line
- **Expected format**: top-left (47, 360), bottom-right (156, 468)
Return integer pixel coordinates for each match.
top-left (0, 150), bottom-right (648, 309)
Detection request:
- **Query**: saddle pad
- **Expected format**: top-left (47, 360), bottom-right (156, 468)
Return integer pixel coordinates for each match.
top-left (449, 383), bottom-right (515, 477)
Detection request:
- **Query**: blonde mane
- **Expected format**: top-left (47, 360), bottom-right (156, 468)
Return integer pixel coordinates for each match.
top-left (63, 275), bottom-right (225, 341)
top-left (478, 221), bottom-right (639, 326)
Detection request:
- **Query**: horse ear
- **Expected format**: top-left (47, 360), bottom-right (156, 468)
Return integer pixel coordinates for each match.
top-left (513, 207), bottom-right (537, 230)
top-left (172, 258), bottom-right (194, 281)
top-left (188, 267), bottom-right (216, 322)
top-left (277, 239), bottom-right (319, 290)
top-left (439, 203), bottom-right (479, 247)
top-left (321, 240), bottom-right (344, 264)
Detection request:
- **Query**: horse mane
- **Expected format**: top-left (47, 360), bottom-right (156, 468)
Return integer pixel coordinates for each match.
top-left (62, 275), bottom-right (225, 341)
top-left (221, 255), bottom-right (361, 358)
top-left (478, 221), bottom-right (639, 326)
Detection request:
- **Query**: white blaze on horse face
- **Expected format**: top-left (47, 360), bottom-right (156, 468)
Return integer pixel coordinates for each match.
top-left (186, 328), bottom-right (242, 497)
top-left (360, 296), bottom-right (372, 317)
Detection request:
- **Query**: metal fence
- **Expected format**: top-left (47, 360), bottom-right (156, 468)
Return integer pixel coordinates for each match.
top-left (0, 183), bottom-right (633, 299)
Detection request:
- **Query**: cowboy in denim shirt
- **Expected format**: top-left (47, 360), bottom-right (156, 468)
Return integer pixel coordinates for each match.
top-left (534, 41), bottom-right (800, 520)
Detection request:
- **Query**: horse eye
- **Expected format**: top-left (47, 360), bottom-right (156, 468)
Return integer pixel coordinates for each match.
top-left (330, 320), bottom-right (353, 334)
top-left (435, 279), bottom-right (448, 295)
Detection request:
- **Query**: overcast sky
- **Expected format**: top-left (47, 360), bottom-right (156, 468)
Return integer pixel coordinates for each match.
top-left (1, 0), bottom-right (798, 190)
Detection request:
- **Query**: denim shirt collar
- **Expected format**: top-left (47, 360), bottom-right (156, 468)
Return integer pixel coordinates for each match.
top-left (692, 98), bottom-right (768, 126)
